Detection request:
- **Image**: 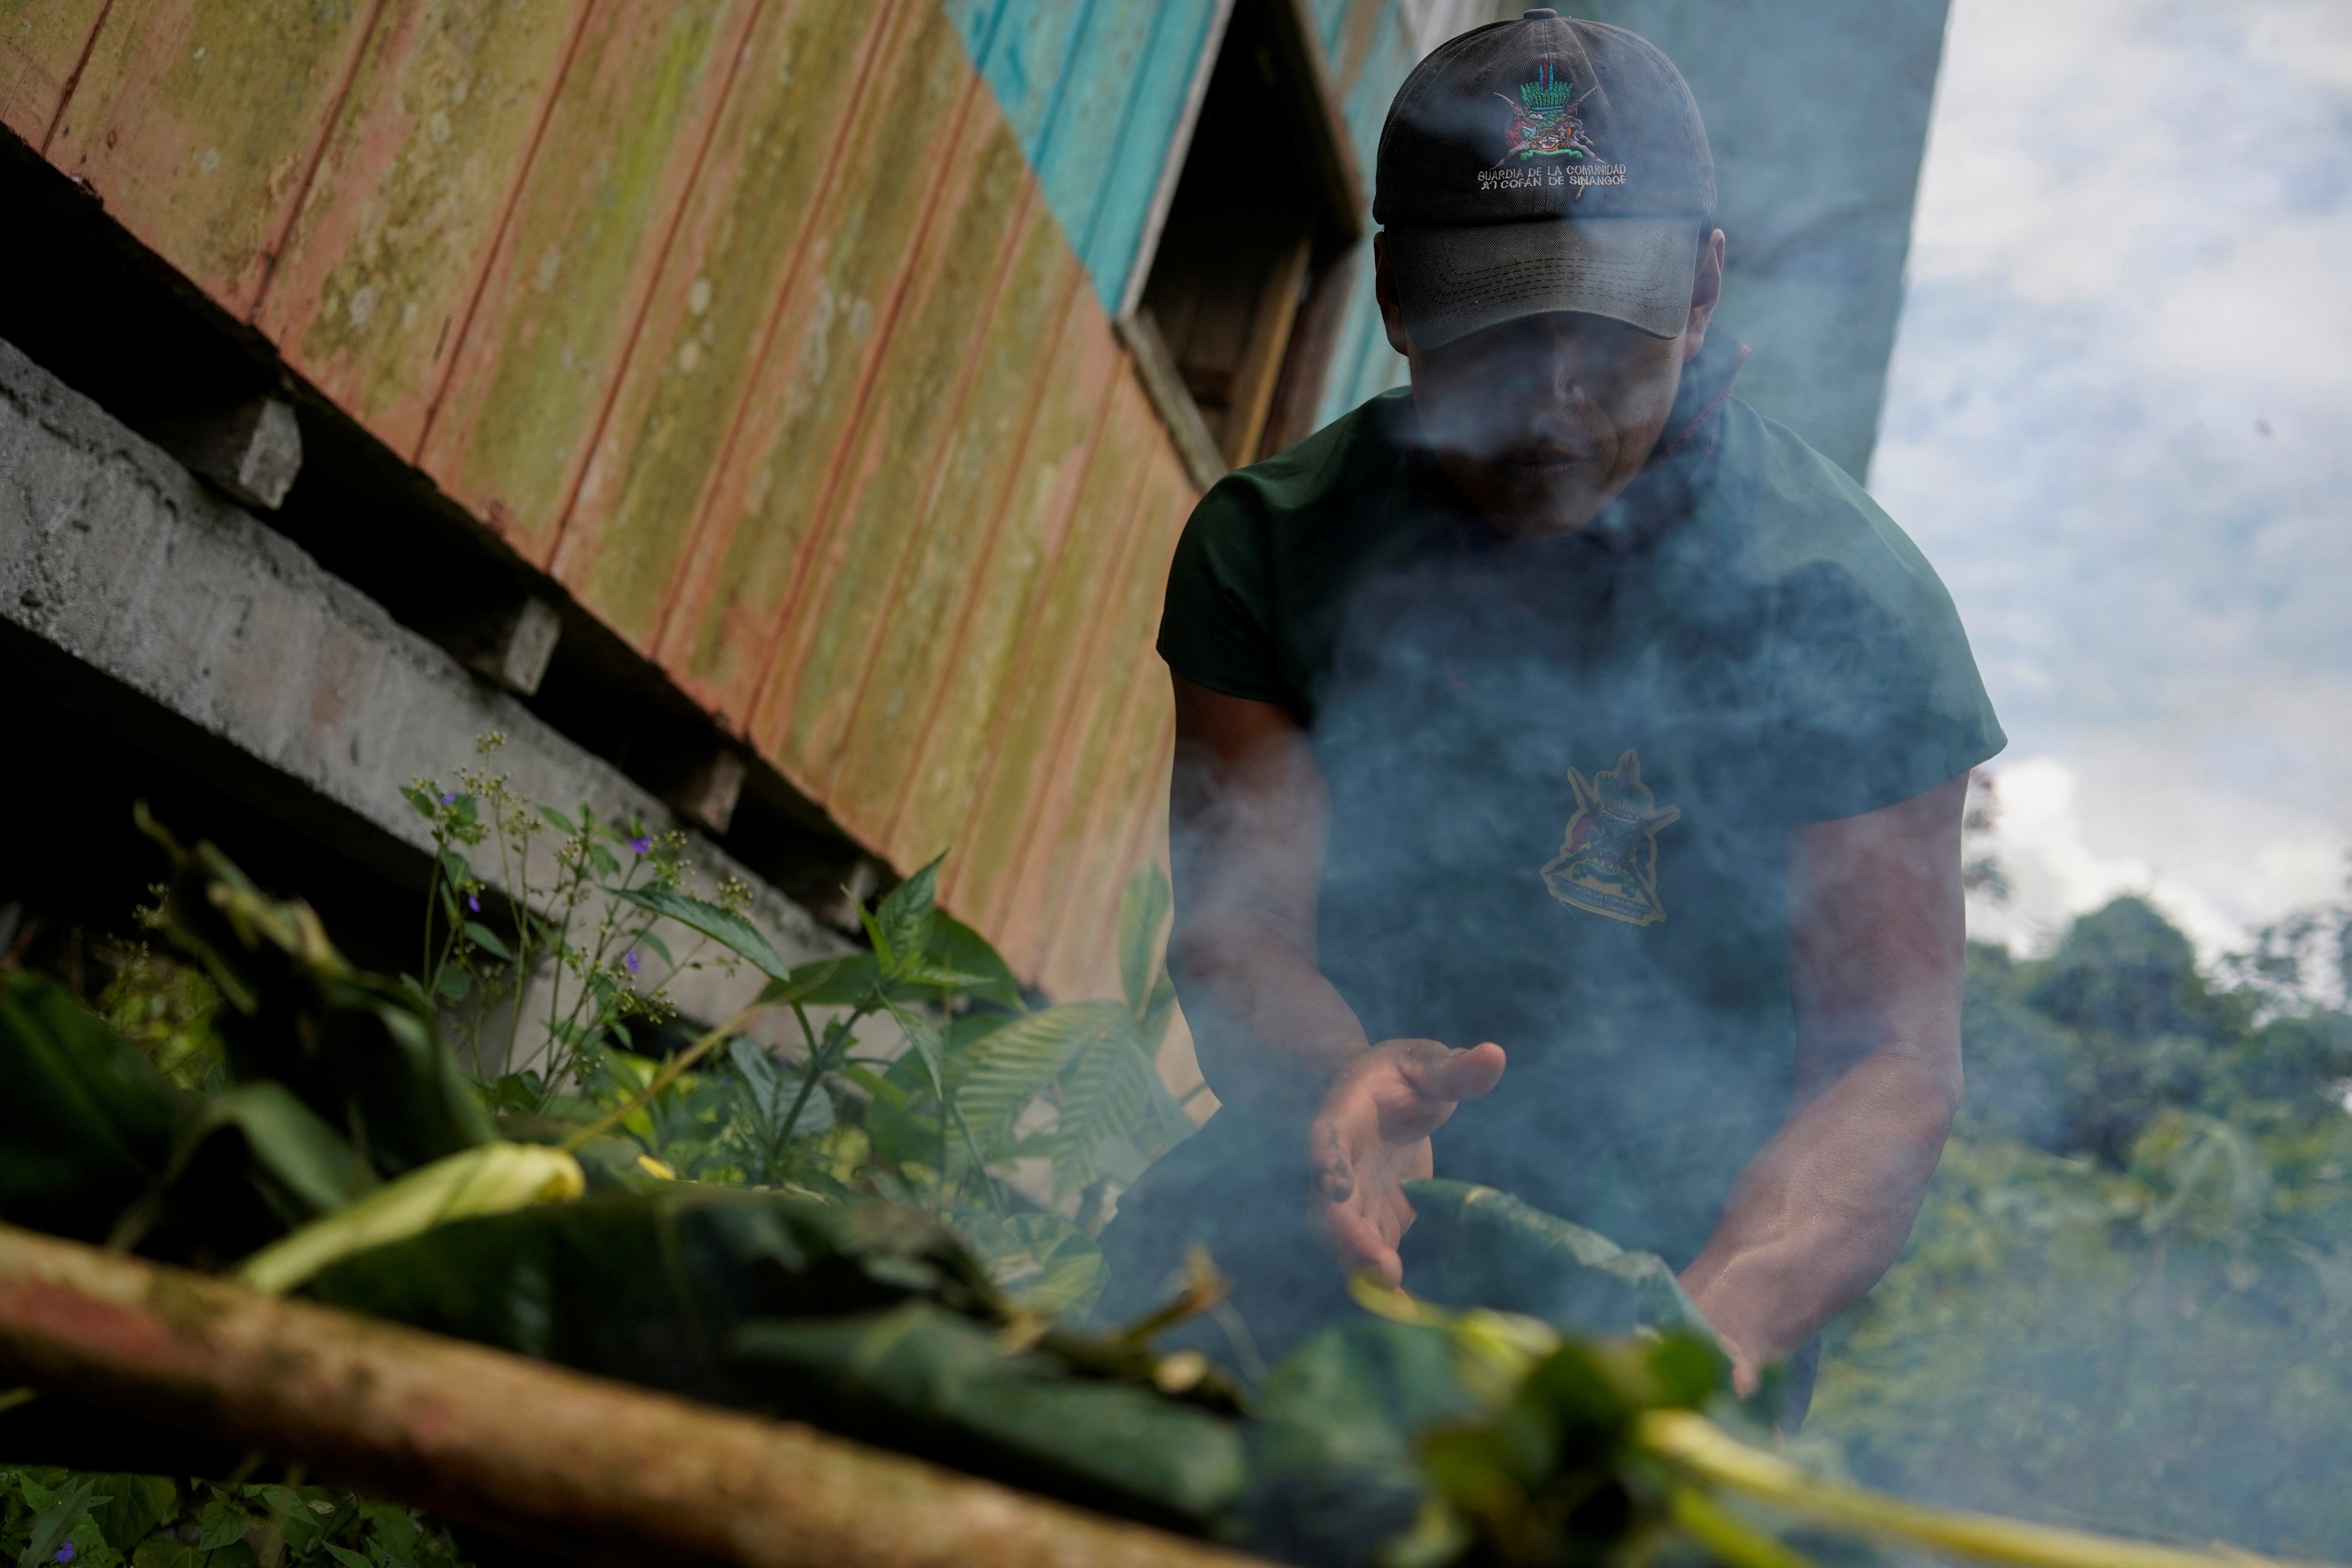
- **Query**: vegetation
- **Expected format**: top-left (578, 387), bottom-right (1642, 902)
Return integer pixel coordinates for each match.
top-left (2, 748), bottom-right (2347, 1567)
top-left (1810, 895), bottom-right (2352, 1560)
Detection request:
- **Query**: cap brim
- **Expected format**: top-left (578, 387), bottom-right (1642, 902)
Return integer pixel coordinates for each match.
top-left (1386, 216), bottom-right (1698, 348)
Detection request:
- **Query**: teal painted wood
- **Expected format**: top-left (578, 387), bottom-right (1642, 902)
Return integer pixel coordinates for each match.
top-left (941, 0), bottom-right (1423, 417)
top-left (1314, 2), bottom-right (1417, 430)
top-left (967, 0), bottom-right (1096, 167)
top-left (1063, 0), bottom-right (1221, 309)
top-left (945, 0), bottom-right (1219, 314)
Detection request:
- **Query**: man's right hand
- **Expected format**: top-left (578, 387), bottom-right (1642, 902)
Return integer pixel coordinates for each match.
top-left (1309, 1038), bottom-right (1507, 1286)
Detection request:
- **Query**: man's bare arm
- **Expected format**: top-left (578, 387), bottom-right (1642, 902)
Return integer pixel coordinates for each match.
top-left (1677, 771), bottom-right (1969, 1388)
top-left (1166, 674), bottom-right (1505, 1283)
top-left (1166, 675), bottom-right (1365, 1109)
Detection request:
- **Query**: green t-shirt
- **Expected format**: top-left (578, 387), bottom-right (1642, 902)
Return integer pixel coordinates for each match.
top-left (1154, 334), bottom-right (2003, 1266)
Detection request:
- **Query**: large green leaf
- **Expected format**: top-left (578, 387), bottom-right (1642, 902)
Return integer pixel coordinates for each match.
top-left (1402, 1179), bottom-right (1717, 1342)
top-left (950, 1001), bottom-right (1129, 1159)
top-left (0, 972), bottom-right (178, 1242)
top-left (305, 1189), bottom-right (1004, 1407)
top-left (728, 1303), bottom-right (1245, 1535)
top-left (1248, 1318), bottom-right (1478, 1565)
top-left (1116, 864), bottom-right (1173, 1019)
top-left (606, 885), bottom-right (791, 981)
top-left (1048, 1017), bottom-right (1177, 1198)
top-left (925, 914), bottom-right (1024, 1011)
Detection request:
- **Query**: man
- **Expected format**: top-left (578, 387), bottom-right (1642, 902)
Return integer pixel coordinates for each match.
top-left (1097, 9), bottom-right (2002, 1415)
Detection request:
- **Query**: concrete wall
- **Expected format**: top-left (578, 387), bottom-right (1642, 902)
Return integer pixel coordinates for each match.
top-left (0, 333), bottom-right (842, 1051)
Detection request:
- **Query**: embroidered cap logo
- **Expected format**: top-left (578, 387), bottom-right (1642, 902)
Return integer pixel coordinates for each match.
top-left (1496, 54), bottom-right (1602, 167)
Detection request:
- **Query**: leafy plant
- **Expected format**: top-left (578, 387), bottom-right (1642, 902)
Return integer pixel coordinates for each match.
top-left (0, 1469), bottom-right (469, 1568)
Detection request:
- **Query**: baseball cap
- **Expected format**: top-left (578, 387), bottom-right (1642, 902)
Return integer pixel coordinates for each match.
top-left (1375, 8), bottom-right (1716, 347)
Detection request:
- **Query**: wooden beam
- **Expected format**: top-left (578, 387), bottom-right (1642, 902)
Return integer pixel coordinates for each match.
top-left (0, 1224), bottom-right (1264, 1568)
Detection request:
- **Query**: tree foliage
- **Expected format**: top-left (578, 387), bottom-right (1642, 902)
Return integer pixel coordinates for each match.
top-left (1812, 896), bottom-right (2352, 1560)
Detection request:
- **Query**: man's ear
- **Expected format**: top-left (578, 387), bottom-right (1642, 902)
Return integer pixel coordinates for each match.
top-left (1682, 226), bottom-right (1725, 362)
top-left (1373, 232), bottom-right (1414, 357)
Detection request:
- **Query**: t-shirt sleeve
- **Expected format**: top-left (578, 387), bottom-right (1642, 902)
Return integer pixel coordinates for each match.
top-left (1156, 478), bottom-right (1299, 708)
top-left (1759, 520), bottom-right (2006, 823)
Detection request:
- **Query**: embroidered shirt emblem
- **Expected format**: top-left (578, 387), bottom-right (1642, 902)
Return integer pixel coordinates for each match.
top-left (1480, 56), bottom-right (1627, 194)
top-left (1540, 749), bottom-right (1680, 926)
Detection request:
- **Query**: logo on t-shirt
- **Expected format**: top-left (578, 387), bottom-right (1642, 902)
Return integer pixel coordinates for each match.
top-left (1541, 749), bottom-right (1681, 926)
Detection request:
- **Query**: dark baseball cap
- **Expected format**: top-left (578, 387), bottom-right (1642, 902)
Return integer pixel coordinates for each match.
top-left (1375, 8), bottom-right (1716, 347)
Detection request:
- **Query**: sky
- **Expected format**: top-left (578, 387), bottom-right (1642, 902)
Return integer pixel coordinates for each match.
top-left (1869, 0), bottom-right (2352, 958)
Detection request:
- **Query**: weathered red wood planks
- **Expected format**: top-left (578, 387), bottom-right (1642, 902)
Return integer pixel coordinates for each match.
top-left (16, 0), bottom-right (1230, 1001)
top-left (878, 270), bottom-right (1120, 872)
top-left (0, 0), bottom-right (109, 148)
top-left (413, 0), bottom-right (762, 557)
top-left (254, 0), bottom-right (592, 454)
top-left (552, 0), bottom-right (909, 649)
top-left (46, 0), bottom-right (385, 317)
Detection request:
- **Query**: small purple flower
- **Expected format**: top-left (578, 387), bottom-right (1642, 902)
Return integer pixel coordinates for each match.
top-left (439, 792), bottom-right (456, 806)
top-left (467, 893), bottom-right (481, 912)
top-left (625, 950), bottom-right (641, 974)
top-left (55, 1544), bottom-right (74, 1564)
top-left (628, 835), bottom-right (652, 855)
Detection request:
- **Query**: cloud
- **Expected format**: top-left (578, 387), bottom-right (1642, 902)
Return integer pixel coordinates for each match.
top-left (1875, 0), bottom-right (2352, 953)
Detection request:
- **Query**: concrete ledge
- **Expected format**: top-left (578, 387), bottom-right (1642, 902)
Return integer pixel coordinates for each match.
top-left (0, 335), bottom-right (843, 1043)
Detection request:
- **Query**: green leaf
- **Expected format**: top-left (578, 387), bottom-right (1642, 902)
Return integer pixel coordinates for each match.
top-left (435, 967), bottom-right (469, 1001)
top-left (839, 1062), bottom-right (903, 1109)
top-left (954, 1210), bottom-right (1110, 1317)
top-left (885, 963), bottom-right (999, 994)
top-left (436, 848), bottom-right (472, 891)
top-left (889, 1005), bottom-right (949, 1101)
top-left (321, 1545), bottom-right (370, 1568)
top-left (1140, 970), bottom-right (1179, 1054)
top-left (755, 953), bottom-right (879, 1007)
top-left (925, 915), bottom-right (1025, 1011)
top-left (1047, 1018), bottom-right (1166, 1198)
top-left (606, 885), bottom-right (790, 980)
top-left (0, 971), bottom-right (179, 1243)
top-left (162, 1081), bottom-right (378, 1226)
top-left (873, 854), bottom-right (946, 973)
top-left (950, 1001), bottom-right (1129, 1159)
top-left (1116, 863), bottom-right (1173, 1018)
top-left (461, 922), bottom-right (513, 962)
top-left (538, 806), bottom-right (575, 834)
top-left (588, 844), bottom-right (621, 879)
top-left (729, 1304), bottom-right (1245, 1531)
top-left (1399, 1179), bottom-right (1720, 1343)
top-left (633, 930), bottom-right (674, 971)
top-left (193, 1509), bottom-right (247, 1553)
top-left (19, 1474), bottom-right (111, 1568)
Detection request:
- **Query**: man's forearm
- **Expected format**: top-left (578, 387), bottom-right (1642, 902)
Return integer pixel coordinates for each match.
top-left (1168, 915), bottom-right (1368, 1114)
top-left (1678, 1045), bottom-right (1958, 1369)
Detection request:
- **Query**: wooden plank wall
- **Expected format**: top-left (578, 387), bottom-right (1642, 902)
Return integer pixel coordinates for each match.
top-left (0, 0), bottom-right (1436, 1002)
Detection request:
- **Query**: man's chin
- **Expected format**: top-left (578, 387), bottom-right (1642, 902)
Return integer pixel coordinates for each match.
top-left (1484, 481), bottom-right (1612, 538)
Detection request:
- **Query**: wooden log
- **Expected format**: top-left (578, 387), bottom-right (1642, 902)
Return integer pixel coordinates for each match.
top-left (0, 1224), bottom-right (1263, 1568)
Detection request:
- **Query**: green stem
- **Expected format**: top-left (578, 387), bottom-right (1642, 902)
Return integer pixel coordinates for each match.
top-left (1638, 1411), bottom-right (2296, 1568)
top-left (770, 1006), bottom-right (842, 1161)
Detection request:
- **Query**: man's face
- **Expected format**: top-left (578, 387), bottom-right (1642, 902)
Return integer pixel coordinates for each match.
top-left (1376, 229), bottom-right (1724, 537)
